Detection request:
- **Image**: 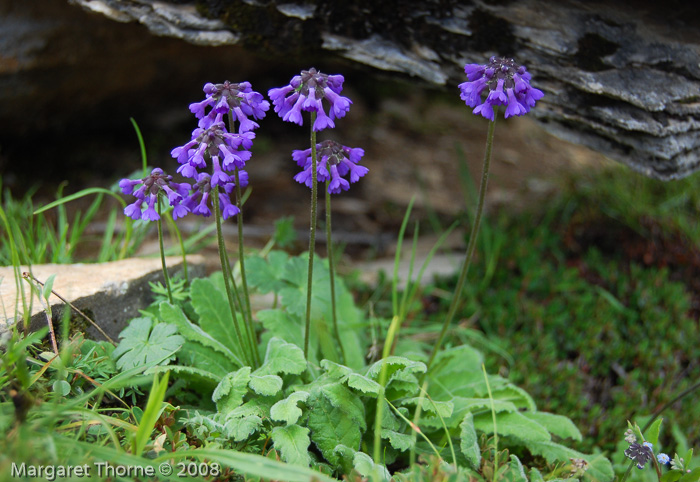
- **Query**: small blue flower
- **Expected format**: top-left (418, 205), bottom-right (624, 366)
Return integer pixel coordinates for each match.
top-left (657, 454), bottom-right (670, 465)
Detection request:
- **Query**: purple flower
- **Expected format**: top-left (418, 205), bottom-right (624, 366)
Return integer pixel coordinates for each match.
top-left (181, 172), bottom-right (244, 220)
top-left (119, 168), bottom-right (191, 221)
top-left (458, 57), bottom-right (544, 121)
top-left (189, 81), bottom-right (270, 133)
top-left (292, 140), bottom-right (367, 193)
top-left (268, 68), bottom-right (352, 131)
top-left (171, 122), bottom-right (255, 184)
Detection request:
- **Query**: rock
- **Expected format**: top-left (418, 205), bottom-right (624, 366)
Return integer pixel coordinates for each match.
top-left (0, 255), bottom-right (205, 342)
top-left (58, 0), bottom-right (700, 180)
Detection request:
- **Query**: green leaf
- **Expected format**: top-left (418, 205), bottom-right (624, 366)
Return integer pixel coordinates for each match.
top-left (52, 380), bottom-right (70, 396)
top-left (522, 412), bottom-right (583, 441)
top-left (159, 302), bottom-right (242, 367)
top-left (530, 467), bottom-right (545, 482)
top-left (679, 468), bottom-right (700, 482)
top-left (133, 372), bottom-right (169, 456)
top-left (400, 397), bottom-right (454, 418)
top-left (381, 429), bottom-right (414, 452)
top-left (145, 364), bottom-right (221, 384)
top-left (271, 424), bottom-right (312, 467)
top-left (455, 397), bottom-right (517, 414)
top-left (663, 471), bottom-right (685, 482)
top-left (347, 373), bottom-right (382, 397)
top-left (113, 317), bottom-right (183, 370)
top-left (246, 251), bottom-right (289, 293)
top-left (177, 341), bottom-right (237, 378)
top-left (42, 274), bottom-right (56, 300)
top-left (307, 395), bottom-right (363, 465)
top-left (504, 455), bottom-right (528, 482)
top-left (212, 367), bottom-right (251, 415)
top-left (258, 309), bottom-right (305, 351)
top-left (257, 337), bottom-right (307, 376)
top-left (320, 359), bottom-right (354, 379)
top-left (190, 277), bottom-right (246, 362)
top-left (645, 418), bottom-right (663, 446)
top-left (460, 413), bottom-right (481, 469)
top-left (366, 356), bottom-right (427, 382)
top-left (473, 411), bottom-right (550, 442)
top-left (528, 441), bottom-right (614, 482)
top-left (353, 451), bottom-right (391, 482)
top-left (319, 382), bottom-right (366, 430)
top-left (271, 391), bottom-right (310, 425)
top-left (224, 415), bottom-right (263, 442)
top-left (279, 255), bottom-right (331, 319)
top-left (249, 374), bottom-right (283, 396)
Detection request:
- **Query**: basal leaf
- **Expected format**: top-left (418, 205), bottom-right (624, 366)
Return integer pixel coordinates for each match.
top-left (353, 451), bottom-right (391, 482)
top-left (145, 365), bottom-right (221, 384)
top-left (528, 441), bottom-right (614, 482)
top-left (473, 411), bottom-right (551, 442)
top-left (320, 359), bottom-right (354, 380)
top-left (257, 337), bottom-right (307, 377)
top-left (177, 341), bottom-right (236, 378)
top-left (113, 317), bottom-right (183, 370)
top-left (454, 397), bottom-right (517, 414)
top-left (245, 251), bottom-right (289, 294)
top-left (307, 395), bottom-right (362, 466)
top-left (159, 301), bottom-right (242, 367)
top-left (258, 309), bottom-right (305, 352)
top-left (319, 382), bottom-right (366, 430)
top-left (279, 255), bottom-right (330, 318)
top-left (270, 391), bottom-right (309, 425)
top-left (249, 374), bottom-right (283, 396)
top-left (347, 373), bottom-right (382, 397)
top-left (190, 277), bottom-right (246, 362)
top-left (492, 384), bottom-right (537, 411)
top-left (522, 412), bottom-right (583, 441)
top-left (212, 367), bottom-right (251, 415)
top-left (224, 415), bottom-right (263, 442)
top-left (366, 356), bottom-right (427, 382)
top-left (400, 397), bottom-right (454, 418)
top-left (504, 455), bottom-right (528, 482)
top-left (381, 429), bottom-right (414, 452)
top-left (460, 412), bottom-right (481, 469)
top-left (271, 424), bottom-right (312, 467)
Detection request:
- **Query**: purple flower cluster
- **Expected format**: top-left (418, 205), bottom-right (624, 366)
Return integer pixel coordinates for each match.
top-left (119, 168), bottom-right (190, 221)
top-left (459, 56), bottom-right (544, 121)
top-left (189, 81), bottom-right (270, 133)
top-left (268, 68), bottom-right (352, 132)
top-left (292, 140), bottom-right (367, 193)
top-left (121, 81), bottom-right (267, 221)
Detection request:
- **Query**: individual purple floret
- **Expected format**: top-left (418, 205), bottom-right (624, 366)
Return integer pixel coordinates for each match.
top-left (268, 68), bottom-right (352, 131)
top-left (181, 171), bottom-right (247, 220)
top-left (458, 56), bottom-right (544, 121)
top-left (292, 140), bottom-right (367, 193)
top-left (189, 81), bottom-right (270, 132)
top-left (171, 122), bottom-right (254, 184)
top-left (119, 168), bottom-right (191, 221)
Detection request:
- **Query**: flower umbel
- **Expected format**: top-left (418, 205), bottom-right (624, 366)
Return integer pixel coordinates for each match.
top-left (189, 81), bottom-right (270, 132)
top-left (181, 171), bottom-right (247, 220)
top-left (268, 68), bottom-right (352, 131)
top-left (120, 168), bottom-right (190, 221)
top-left (292, 140), bottom-right (367, 193)
top-left (459, 56), bottom-right (544, 121)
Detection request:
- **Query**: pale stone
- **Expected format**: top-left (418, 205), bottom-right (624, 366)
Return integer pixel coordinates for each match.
top-left (0, 256), bottom-right (205, 342)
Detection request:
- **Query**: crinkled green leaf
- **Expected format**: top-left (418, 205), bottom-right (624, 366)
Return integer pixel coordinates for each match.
top-left (145, 364), bottom-right (221, 384)
top-left (212, 367), bottom-right (251, 414)
top-left (257, 337), bottom-right (307, 377)
top-left (504, 455), bottom-right (528, 482)
top-left (320, 359), bottom-right (354, 380)
top-left (224, 415), bottom-right (262, 442)
top-left (245, 251), bottom-right (289, 293)
top-left (177, 340), bottom-right (236, 378)
top-left (270, 391), bottom-right (309, 425)
top-left (460, 412), bottom-right (481, 469)
top-left (271, 424), bottom-right (311, 467)
top-left (353, 451), bottom-right (391, 482)
top-left (528, 441), bottom-right (614, 482)
top-left (307, 395), bottom-right (362, 465)
top-left (454, 397), bottom-right (517, 414)
top-left (366, 356), bottom-right (427, 382)
top-left (473, 411), bottom-right (551, 442)
top-left (381, 429), bottom-right (414, 452)
top-left (190, 276), bottom-right (246, 362)
top-left (320, 382), bottom-right (366, 430)
top-left (347, 373), bottom-right (382, 397)
top-left (400, 397), bottom-right (454, 418)
top-left (113, 317), bottom-right (183, 370)
top-left (522, 412), bottom-right (582, 441)
top-left (159, 301), bottom-right (242, 367)
top-left (279, 255), bottom-right (330, 319)
top-left (258, 309), bottom-right (305, 352)
top-left (492, 384), bottom-right (537, 411)
top-left (249, 374), bottom-right (283, 396)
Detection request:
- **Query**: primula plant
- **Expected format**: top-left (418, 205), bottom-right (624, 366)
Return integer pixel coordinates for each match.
top-left (6, 58), bottom-right (699, 482)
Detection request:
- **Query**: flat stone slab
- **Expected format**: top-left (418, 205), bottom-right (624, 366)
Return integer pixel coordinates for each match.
top-left (0, 256), bottom-right (205, 342)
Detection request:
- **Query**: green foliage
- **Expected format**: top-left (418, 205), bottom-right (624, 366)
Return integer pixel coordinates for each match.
top-left (111, 316), bottom-right (183, 370)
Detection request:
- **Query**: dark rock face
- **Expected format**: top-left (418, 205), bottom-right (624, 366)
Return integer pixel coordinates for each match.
top-left (1, 0), bottom-right (699, 185)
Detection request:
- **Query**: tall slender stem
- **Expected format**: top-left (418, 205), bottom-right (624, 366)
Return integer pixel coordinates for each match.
top-left (425, 115), bottom-right (498, 374)
top-left (325, 183), bottom-right (345, 364)
top-left (156, 195), bottom-right (173, 304)
top-left (304, 112), bottom-right (318, 359)
top-left (213, 186), bottom-right (253, 367)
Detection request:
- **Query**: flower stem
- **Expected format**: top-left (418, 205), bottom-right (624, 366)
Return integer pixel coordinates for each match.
top-left (325, 183), bottom-right (345, 364)
top-left (303, 113), bottom-right (318, 360)
top-left (425, 114), bottom-right (497, 374)
top-left (156, 195), bottom-right (173, 304)
top-left (213, 186), bottom-right (253, 367)
top-left (234, 169), bottom-right (260, 366)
